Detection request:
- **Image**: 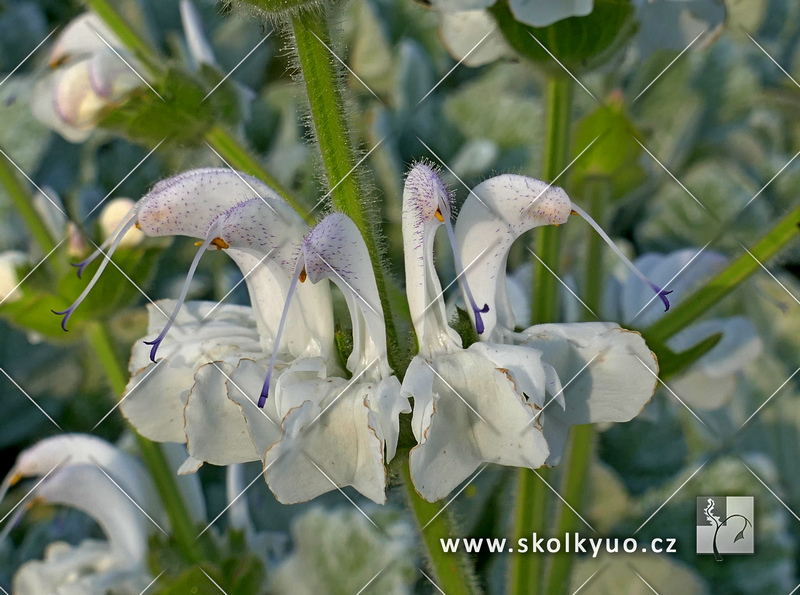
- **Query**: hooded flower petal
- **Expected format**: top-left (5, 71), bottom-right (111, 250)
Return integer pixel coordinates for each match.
top-left (136, 168), bottom-right (335, 359)
top-left (12, 464), bottom-right (152, 595)
top-left (260, 213), bottom-right (408, 504)
top-left (0, 434), bottom-right (164, 528)
top-left (454, 174), bottom-right (572, 341)
top-left (47, 13), bottom-right (121, 66)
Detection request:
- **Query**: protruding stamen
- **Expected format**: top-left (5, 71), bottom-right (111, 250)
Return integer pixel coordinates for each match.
top-left (442, 208), bottom-right (490, 334)
top-left (53, 216), bottom-right (139, 331)
top-left (570, 203), bottom-right (673, 311)
top-left (143, 221), bottom-right (221, 362)
top-left (71, 201), bottom-right (139, 279)
top-left (259, 255), bottom-right (306, 408)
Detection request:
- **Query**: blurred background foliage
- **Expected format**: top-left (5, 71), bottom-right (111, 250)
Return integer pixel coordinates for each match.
top-left (1, 0), bottom-right (800, 592)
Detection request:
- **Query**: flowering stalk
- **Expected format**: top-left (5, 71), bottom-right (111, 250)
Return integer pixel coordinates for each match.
top-left (0, 150), bottom-right (58, 255)
top-left (531, 74), bottom-right (573, 325)
top-left (397, 459), bottom-right (479, 595)
top-left (290, 9), bottom-right (403, 368)
top-left (85, 321), bottom-right (206, 564)
top-left (644, 201), bottom-right (800, 344)
top-left (83, 0), bottom-right (303, 215)
top-left (511, 73), bottom-right (573, 595)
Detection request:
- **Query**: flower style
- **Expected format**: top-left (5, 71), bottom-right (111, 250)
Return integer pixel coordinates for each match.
top-left (605, 248), bottom-right (763, 409)
top-left (454, 173), bottom-right (660, 465)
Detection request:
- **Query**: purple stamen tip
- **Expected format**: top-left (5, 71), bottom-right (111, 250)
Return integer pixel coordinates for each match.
top-left (51, 308), bottom-right (72, 332)
top-left (474, 312), bottom-right (485, 335)
top-left (650, 283), bottom-right (673, 311)
top-left (142, 338), bottom-right (163, 363)
top-left (259, 372), bottom-right (272, 408)
top-left (71, 261), bottom-right (89, 279)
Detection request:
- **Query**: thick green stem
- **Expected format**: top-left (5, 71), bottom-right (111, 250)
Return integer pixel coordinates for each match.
top-left (290, 9), bottom-right (403, 369)
top-left (531, 74), bottom-right (573, 325)
top-left (0, 151), bottom-right (58, 255)
top-left (398, 459), bottom-right (478, 595)
top-left (644, 201), bottom-right (800, 343)
top-left (509, 468), bottom-right (550, 594)
top-left (542, 426), bottom-right (594, 595)
top-left (511, 74), bottom-right (573, 595)
top-left (85, 321), bottom-right (205, 564)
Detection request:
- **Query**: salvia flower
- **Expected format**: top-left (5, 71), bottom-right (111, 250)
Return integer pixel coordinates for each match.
top-left (401, 163), bottom-right (560, 501)
top-left (399, 165), bottom-right (658, 501)
top-left (1, 435), bottom-right (161, 595)
top-left (454, 173), bottom-right (660, 466)
top-left (56, 167), bottom-right (407, 504)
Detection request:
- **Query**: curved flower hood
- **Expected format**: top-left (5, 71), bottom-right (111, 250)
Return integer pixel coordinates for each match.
top-left (454, 174), bottom-right (572, 342)
top-left (12, 464), bottom-right (153, 595)
top-left (108, 168), bottom-right (336, 446)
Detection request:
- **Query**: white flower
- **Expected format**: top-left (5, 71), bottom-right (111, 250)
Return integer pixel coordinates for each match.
top-left (31, 1), bottom-right (215, 142)
top-left (398, 165), bottom-right (657, 501)
top-left (12, 465), bottom-right (153, 595)
top-left (454, 173), bottom-right (659, 465)
top-left (57, 168), bottom-right (407, 504)
top-left (30, 13), bottom-right (145, 142)
top-left (401, 164), bottom-right (559, 501)
top-left (605, 248), bottom-right (763, 409)
top-left (1, 435), bottom-right (169, 595)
